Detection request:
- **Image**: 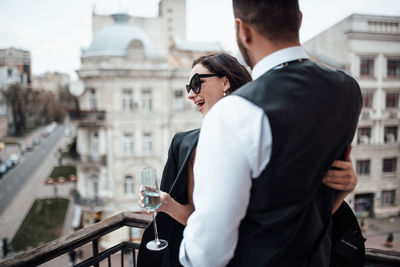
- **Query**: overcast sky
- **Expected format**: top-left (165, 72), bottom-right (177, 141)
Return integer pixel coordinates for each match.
top-left (0, 0), bottom-right (399, 79)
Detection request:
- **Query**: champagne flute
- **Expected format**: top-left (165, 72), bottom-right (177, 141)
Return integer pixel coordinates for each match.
top-left (141, 167), bottom-right (168, 251)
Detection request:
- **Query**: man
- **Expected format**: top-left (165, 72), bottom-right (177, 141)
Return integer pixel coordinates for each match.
top-left (179, 1), bottom-right (362, 266)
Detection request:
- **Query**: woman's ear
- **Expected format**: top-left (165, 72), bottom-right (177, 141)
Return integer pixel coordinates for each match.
top-left (223, 77), bottom-right (231, 95)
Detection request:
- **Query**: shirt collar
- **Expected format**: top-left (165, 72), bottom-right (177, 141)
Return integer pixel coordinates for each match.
top-left (251, 46), bottom-right (309, 80)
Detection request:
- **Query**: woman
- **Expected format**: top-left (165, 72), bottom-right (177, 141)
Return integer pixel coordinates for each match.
top-left (137, 53), bottom-right (359, 267)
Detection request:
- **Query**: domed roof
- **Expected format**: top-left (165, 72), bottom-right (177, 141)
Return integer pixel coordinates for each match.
top-left (85, 13), bottom-right (158, 58)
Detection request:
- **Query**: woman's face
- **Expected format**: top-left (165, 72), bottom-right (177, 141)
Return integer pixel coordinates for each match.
top-left (187, 63), bottom-right (229, 116)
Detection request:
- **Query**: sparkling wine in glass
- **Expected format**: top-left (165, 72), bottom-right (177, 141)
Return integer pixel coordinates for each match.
top-left (141, 167), bottom-right (168, 251)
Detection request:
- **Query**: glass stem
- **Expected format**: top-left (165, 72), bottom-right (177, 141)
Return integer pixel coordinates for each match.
top-left (152, 212), bottom-right (160, 244)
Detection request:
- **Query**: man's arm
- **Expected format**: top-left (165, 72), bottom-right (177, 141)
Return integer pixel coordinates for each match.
top-left (179, 96), bottom-right (272, 267)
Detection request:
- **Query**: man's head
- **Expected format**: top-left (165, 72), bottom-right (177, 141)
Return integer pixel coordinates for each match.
top-left (233, 0), bottom-right (302, 68)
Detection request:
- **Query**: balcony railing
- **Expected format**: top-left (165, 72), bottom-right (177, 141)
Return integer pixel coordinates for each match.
top-left (0, 212), bottom-right (150, 267)
top-left (1, 212), bottom-right (399, 267)
top-left (69, 110), bottom-right (106, 127)
top-left (78, 154), bottom-right (107, 166)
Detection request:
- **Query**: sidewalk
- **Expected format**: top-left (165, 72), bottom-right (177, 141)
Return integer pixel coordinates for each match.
top-left (363, 216), bottom-right (400, 252)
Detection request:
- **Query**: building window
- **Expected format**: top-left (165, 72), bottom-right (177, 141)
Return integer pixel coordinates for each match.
top-left (123, 133), bottom-right (134, 156)
top-left (143, 133), bottom-right (152, 155)
top-left (384, 126), bottom-right (398, 143)
top-left (356, 160), bottom-right (370, 175)
top-left (357, 127), bottom-right (371, 144)
top-left (383, 158), bottom-right (397, 173)
top-left (91, 175), bottom-right (99, 199)
top-left (123, 89), bottom-right (133, 111)
top-left (173, 90), bottom-right (184, 111)
top-left (362, 93), bottom-right (373, 108)
top-left (387, 60), bottom-right (400, 78)
top-left (89, 88), bottom-right (97, 110)
top-left (386, 92), bottom-right (399, 108)
top-left (93, 181), bottom-right (99, 198)
top-left (142, 89), bottom-right (152, 113)
top-left (360, 58), bottom-right (374, 77)
top-left (124, 176), bottom-right (134, 195)
top-left (91, 132), bottom-right (100, 158)
top-left (381, 190), bottom-right (396, 206)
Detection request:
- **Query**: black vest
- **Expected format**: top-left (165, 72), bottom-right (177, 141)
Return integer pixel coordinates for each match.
top-left (227, 60), bottom-right (362, 267)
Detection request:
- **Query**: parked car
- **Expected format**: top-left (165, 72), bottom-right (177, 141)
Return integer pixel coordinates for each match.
top-left (64, 127), bottom-right (71, 137)
top-left (5, 159), bottom-right (14, 170)
top-left (0, 163), bottom-right (7, 177)
top-left (33, 138), bottom-right (41, 146)
top-left (10, 154), bottom-right (19, 165)
top-left (26, 143), bottom-right (33, 152)
top-left (41, 131), bottom-right (49, 138)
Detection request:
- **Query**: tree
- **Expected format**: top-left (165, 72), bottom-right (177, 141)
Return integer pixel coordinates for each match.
top-left (2, 83), bottom-right (28, 136)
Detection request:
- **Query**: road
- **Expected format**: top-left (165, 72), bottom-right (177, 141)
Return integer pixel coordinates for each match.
top-left (0, 125), bottom-right (65, 215)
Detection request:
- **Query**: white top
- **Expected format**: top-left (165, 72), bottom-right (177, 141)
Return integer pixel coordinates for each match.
top-left (179, 46), bottom-right (309, 267)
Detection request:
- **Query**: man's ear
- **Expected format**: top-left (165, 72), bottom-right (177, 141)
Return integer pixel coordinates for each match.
top-left (298, 11), bottom-right (303, 30)
top-left (235, 18), bottom-right (252, 46)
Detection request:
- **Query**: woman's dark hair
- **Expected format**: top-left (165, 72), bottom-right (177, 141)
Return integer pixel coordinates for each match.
top-left (192, 53), bottom-right (252, 93)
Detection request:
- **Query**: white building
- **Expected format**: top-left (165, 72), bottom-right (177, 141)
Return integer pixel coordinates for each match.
top-left (304, 14), bottom-right (400, 218)
top-left (75, 0), bottom-right (223, 245)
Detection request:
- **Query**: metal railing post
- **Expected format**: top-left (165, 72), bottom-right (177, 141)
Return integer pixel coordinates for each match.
top-left (92, 239), bottom-right (99, 267)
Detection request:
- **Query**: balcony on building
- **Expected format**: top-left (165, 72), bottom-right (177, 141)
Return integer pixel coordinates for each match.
top-left (77, 153), bottom-right (107, 167)
top-left (69, 110), bottom-right (106, 127)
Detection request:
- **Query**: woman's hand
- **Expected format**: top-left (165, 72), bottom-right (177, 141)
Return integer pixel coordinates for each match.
top-left (138, 186), bottom-right (194, 225)
top-left (157, 191), bottom-right (174, 213)
top-left (138, 186), bottom-right (174, 214)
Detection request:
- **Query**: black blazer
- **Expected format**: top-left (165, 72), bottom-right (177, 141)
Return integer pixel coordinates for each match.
top-left (331, 201), bottom-right (366, 267)
top-left (137, 129), bottom-right (200, 267)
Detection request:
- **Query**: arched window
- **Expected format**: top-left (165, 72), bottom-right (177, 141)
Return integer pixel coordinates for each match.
top-left (127, 40), bottom-right (144, 59)
top-left (124, 176), bottom-right (134, 195)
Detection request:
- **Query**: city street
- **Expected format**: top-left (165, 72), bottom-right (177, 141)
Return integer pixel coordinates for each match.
top-left (0, 125), bottom-right (65, 214)
top-left (0, 124), bottom-right (74, 242)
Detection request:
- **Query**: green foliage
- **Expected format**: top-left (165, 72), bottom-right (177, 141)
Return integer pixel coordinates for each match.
top-left (49, 165), bottom-right (76, 179)
top-left (11, 198), bottom-right (69, 251)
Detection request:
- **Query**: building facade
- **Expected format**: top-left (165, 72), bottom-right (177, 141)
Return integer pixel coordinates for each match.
top-left (32, 71), bottom-right (70, 97)
top-left (304, 14), bottom-right (400, 218)
top-left (75, 0), bottom-right (223, 246)
top-left (0, 47), bottom-right (32, 139)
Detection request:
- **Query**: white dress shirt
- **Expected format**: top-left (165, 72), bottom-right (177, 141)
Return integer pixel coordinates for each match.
top-left (179, 46), bottom-right (309, 267)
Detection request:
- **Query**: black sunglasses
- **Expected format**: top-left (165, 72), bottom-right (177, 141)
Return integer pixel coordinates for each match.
top-left (185, 73), bottom-right (218, 94)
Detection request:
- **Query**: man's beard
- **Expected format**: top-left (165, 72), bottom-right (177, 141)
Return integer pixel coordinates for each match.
top-left (236, 30), bottom-right (254, 69)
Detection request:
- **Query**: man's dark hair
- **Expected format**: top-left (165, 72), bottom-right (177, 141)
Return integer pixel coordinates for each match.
top-left (192, 53), bottom-right (252, 93)
top-left (233, 0), bottom-right (300, 43)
